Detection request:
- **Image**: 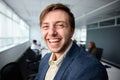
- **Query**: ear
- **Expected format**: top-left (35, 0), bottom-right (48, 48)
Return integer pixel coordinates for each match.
top-left (71, 28), bottom-right (74, 37)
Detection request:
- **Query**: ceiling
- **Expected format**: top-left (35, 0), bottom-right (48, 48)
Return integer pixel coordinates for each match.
top-left (2, 0), bottom-right (120, 29)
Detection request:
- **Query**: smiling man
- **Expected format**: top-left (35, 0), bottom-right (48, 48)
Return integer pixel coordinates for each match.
top-left (41, 9), bottom-right (74, 59)
top-left (35, 3), bottom-right (108, 80)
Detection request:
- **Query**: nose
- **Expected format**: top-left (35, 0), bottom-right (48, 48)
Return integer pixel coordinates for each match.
top-left (48, 26), bottom-right (57, 36)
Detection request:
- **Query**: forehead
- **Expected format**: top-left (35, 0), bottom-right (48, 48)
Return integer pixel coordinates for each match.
top-left (42, 10), bottom-right (69, 23)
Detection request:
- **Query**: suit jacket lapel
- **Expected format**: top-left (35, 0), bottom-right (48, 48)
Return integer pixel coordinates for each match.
top-left (54, 42), bottom-right (79, 80)
top-left (40, 63), bottom-right (49, 80)
top-left (40, 54), bottom-right (50, 80)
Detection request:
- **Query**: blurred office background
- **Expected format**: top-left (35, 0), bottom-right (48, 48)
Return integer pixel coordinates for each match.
top-left (0, 0), bottom-right (120, 80)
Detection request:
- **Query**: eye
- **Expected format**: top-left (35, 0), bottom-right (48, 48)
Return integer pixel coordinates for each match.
top-left (41, 25), bottom-right (49, 30)
top-left (55, 23), bottom-right (65, 29)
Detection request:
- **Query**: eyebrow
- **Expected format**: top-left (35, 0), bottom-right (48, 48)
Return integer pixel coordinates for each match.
top-left (42, 21), bottom-right (67, 25)
top-left (42, 22), bottom-right (49, 25)
top-left (55, 21), bottom-right (66, 24)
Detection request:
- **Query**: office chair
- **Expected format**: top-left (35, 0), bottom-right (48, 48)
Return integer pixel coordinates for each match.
top-left (22, 47), bottom-right (41, 80)
top-left (0, 62), bottom-right (23, 80)
top-left (25, 47), bottom-right (41, 62)
top-left (96, 48), bottom-right (103, 60)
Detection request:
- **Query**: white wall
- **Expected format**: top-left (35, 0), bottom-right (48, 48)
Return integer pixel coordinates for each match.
top-left (30, 25), bottom-right (47, 48)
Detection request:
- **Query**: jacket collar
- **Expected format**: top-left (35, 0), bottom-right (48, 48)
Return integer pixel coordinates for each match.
top-left (54, 42), bottom-right (81, 80)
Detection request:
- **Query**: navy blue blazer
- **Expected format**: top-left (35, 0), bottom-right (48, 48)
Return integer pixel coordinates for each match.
top-left (35, 42), bottom-right (108, 80)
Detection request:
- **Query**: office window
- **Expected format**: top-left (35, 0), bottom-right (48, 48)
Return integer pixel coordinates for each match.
top-left (0, 1), bottom-right (29, 52)
top-left (6, 7), bottom-right (13, 18)
top-left (117, 17), bottom-right (120, 25)
top-left (100, 19), bottom-right (115, 27)
top-left (0, 2), bottom-right (6, 14)
top-left (87, 23), bottom-right (98, 29)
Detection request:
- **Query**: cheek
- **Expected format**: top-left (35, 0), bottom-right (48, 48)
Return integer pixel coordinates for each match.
top-left (64, 29), bottom-right (74, 38)
top-left (42, 31), bottom-right (47, 41)
top-left (62, 31), bottom-right (72, 40)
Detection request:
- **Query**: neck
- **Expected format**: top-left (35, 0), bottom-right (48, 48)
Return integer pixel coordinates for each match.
top-left (54, 53), bottom-right (63, 60)
top-left (53, 40), bottom-right (72, 60)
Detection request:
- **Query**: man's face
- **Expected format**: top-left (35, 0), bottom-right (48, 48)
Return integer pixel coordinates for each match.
top-left (41, 10), bottom-right (74, 54)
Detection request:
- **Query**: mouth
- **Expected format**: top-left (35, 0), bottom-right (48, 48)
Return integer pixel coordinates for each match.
top-left (47, 38), bottom-right (61, 47)
top-left (49, 39), bottom-right (61, 43)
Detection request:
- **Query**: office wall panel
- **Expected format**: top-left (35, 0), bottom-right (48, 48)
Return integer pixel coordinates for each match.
top-left (86, 26), bottom-right (120, 67)
top-left (0, 41), bottom-right (30, 69)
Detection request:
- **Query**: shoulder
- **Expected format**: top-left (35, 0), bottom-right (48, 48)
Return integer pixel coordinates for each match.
top-left (40, 53), bottom-right (51, 63)
top-left (67, 50), bottom-right (108, 79)
top-left (92, 48), bottom-right (97, 52)
top-left (68, 44), bottom-right (106, 72)
top-left (75, 49), bottom-right (104, 69)
top-left (39, 52), bottom-right (50, 61)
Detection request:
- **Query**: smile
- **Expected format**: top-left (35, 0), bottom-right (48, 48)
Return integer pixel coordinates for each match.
top-left (49, 39), bottom-right (61, 43)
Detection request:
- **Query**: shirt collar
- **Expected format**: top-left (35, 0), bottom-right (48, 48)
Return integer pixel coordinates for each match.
top-left (49, 41), bottom-right (73, 66)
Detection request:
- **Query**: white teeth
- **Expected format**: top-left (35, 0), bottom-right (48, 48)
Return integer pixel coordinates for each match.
top-left (49, 39), bottom-right (59, 42)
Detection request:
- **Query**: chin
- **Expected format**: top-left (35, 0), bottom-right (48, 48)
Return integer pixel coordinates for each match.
top-left (49, 47), bottom-right (61, 53)
top-left (50, 49), bottom-right (59, 53)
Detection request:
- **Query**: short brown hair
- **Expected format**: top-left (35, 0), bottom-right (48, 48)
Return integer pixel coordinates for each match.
top-left (89, 41), bottom-right (96, 48)
top-left (40, 3), bottom-right (75, 30)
